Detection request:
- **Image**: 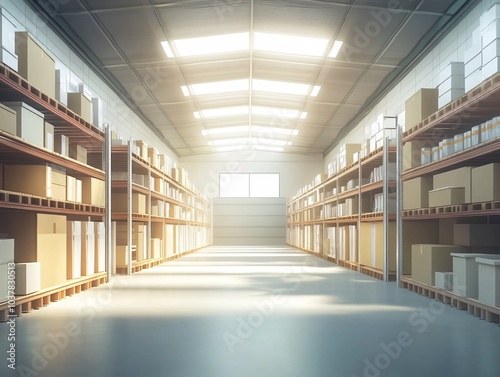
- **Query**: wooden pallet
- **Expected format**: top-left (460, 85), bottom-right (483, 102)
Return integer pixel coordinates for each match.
top-left (400, 276), bottom-right (500, 325)
top-left (0, 273), bottom-right (107, 322)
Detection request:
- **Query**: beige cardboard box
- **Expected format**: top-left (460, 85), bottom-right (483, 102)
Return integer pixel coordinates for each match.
top-left (94, 222), bottom-right (105, 273)
top-left (51, 166), bottom-right (67, 201)
top-left (411, 244), bottom-right (466, 286)
top-left (69, 144), bottom-right (88, 164)
top-left (453, 224), bottom-right (500, 247)
top-left (81, 221), bottom-right (95, 276)
top-left (112, 192), bottom-right (147, 214)
top-left (472, 163), bottom-right (500, 202)
top-left (148, 147), bottom-right (159, 168)
top-left (76, 179), bottom-right (82, 203)
top-left (403, 141), bottom-right (434, 171)
top-left (44, 122), bottom-right (54, 151)
top-left (151, 238), bottom-right (161, 259)
top-left (3, 101), bottom-right (45, 148)
top-left (433, 166), bottom-right (472, 203)
top-left (0, 213), bottom-right (66, 290)
top-left (0, 239), bottom-right (14, 302)
top-left (66, 176), bottom-right (76, 202)
top-left (4, 164), bottom-right (52, 198)
top-left (403, 176), bottom-right (433, 210)
top-left (171, 167), bottom-right (180, 182)
top-left (81, 177), bottom-right (105, 206)
top-left (135, 140), bottom-right (149, 161)
top-left (54, 134), bottom-right (69, 156)
top-left (477, 257), bottom-right (500, 307)
top-left (428, 186), bottom-right (465, 207)
top-left (403, 221), bottom-right (440, 275)
top-left (0, 163), bottom-right (3, 189)
top-left (15, 31), bottom-right (56, 99)
top-left (66, 221), bottom-right (82, 279)
top-left (404, 88), bottom-right (438, 131)
top-left (0, 102), bottom-right (16, 136)
top-left (67, 92), bottom-right (91, 123)
top-left (15, 262), bottom-right (41, 295)
top-left (116, 246), bottom-right (129, 266)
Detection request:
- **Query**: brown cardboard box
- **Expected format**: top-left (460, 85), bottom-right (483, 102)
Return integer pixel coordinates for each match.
top-left (4, 164), bottom-right (52, 198)
top-left (171, 167), bottom-right (180, 182)
top-left (0, 163), bottom-right (3, 189)
top-left (472, 163), bottom-right (500, 202)
top-left (148, 147), bottom-right (159, 168)
top-left (0, 213), bottom-right (66, 290)
top-left (81, 177), bottom-right (105, 206)
top-left (15, 262), bottom-right (41, 295)
top-left (403, 176), bottom-right (433, 209)
top-left (135, 140), bottom-right (149, 161)
top-left (433, 167), bottom-right (472, 203)
top-left (69, 144), bottom-right (88, 164)
top-left (411, 244), bottom-right (466, 286)
top-left (151, 238), bottom-right (161, 259)
top-left (166, 224), bottom-right (175, 256)
top-left (403, 141), bottom-right (434, 171)
top-left (44, 122), bottom-right (54, 152)
top-left (67, 92), bottom-right (91, 123)
top-left (51, 166), bottom-right (66, 201)
top-left (54, 134), bottom-right (69, 156)
top-left (0, 102), bottom-right (16, 135)
top-left (359, 222), bottom-right (396, 271)
top-left (404, 88), bottom-right (438, 131)
top-left (112, 192), bottom-right (147, 214)
top-left (453, 224), bottom-right (500, 247)
top-left (15, 31), bottom-right (56, 99)
top-left (403, 221), bottom-right (439, 275)
top-left (116, 246), bottom-right (129, 266)
top-left (428, 186), bottom-right (465, 207)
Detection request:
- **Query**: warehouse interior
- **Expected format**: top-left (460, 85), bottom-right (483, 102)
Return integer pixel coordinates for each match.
top-left (0, 0), bottom-right (500, 376)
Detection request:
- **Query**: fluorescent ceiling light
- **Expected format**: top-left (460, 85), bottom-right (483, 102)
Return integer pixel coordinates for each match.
top-left (202, 126), bottom-right (249, 136)
top-left (194, 106), bottom-right (249, 119)
top-left (300, 112), bottom-right (308, 119)
top-left (215, 145), bottom-right (247, 152)
top-left (253, 79), bottom-right (310, 96)
top-left (328, 40), bottom-right (343, 58)
top-left (255, 145), bottom-right (284, 152)
top-left (251, 126), bottom-right (298, 136)
top-left (172, 32), bottom-right (249, 57)
top-left (252, 106), bottom-right (299, 118)
top-left (254, 32), bottom-right (329, 57)
top-left (161, 41), bottom-right (175, 58)
top-left (209, 138), bottom-right (248, 146)
top-left (311, 86), bottom-right (321, 97)
top-left (183, 79), bottom-right (249, 96)
top-left (181, 86), bottom-right (190, 96)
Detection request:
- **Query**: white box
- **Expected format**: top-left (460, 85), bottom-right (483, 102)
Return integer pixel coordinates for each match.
top-left (482, 19), bottom-right (500, 48)
top-left (81, 221), bottom-right (95, 276)
top-left (471, 125), bottom-right (481, 146)
top-left (465, 69), bottom-right (483, 92)
top-left (454, 133), bottom-right (464, 153)
top-left (435, 272), bottom-right (453, 291)
top-left (91, 97), bottom-right (102, 129)
top-left (55, 69), bottom-right (68, 105)
top-left (482, 56), bottom-right (500, 81)
top-left (439, 62), bottom-right (465, 84)
top-left (465, 54), bottom-right (482, 76)
top-left (3, 101), bottom-right (45, 148)
top-left (94, 222), bottom-right (105, 273)
top-left (439, 88), bottom-right (465, 108)
top-left (452, 253), bottom-right (500, 298)
top-left (482, 38), bottom-right (500, 65)
top-left (439, 76), bottom-right (465, 94)
top-left (480, 4), bottom-right (500, 30)
top-left (67, 221), bottom-right (81, 279)
top-left (15, 262), bottom-right (41, 295)
top-left (0, 239), bottom-right (14, 302)
top-left (463, 130), bottom-right (472, 149)
top-left (0, 9), bottom-right (18, 71)
top-left (476, 257), bottom-right (500, 307)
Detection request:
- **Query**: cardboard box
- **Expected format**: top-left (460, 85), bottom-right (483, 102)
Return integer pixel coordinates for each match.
top-left (476, 257), bottom-right (500, 307)
top-left (67, 92), bottom-right (91, 123)
top-left (81, 177), bottom-right (105, 206)
top-left (54, 134), bottom-right (69, 156)
top-left (403, 141), bottom-right (432, 171)
top-left (15, 31), bottom-right (55, 99)
top-left (4, 164), bottom-right (52, 198)
top-left (404, 88), bottom-right (438, 131)
top-left (66, 176), bottom-right (76, 202)
top-left (148, 147), bottom-right (159, 168)
top-left (44, 122), bottom-right (54, 152)
top-left (94, 222), bottom-right (105, 273)
top-left (69, 144), bottom-right (88, 164)
top-left (3, 101), bottom-right (44, 148)
top-left (402, 221), bottom-right (440, 275)
top-left (51, 166), bottom-right (67, 201)
top-left (112, 192), bottom-right (147, 214)
top-left (66, 221), bottom-right (81, 279)
top-left (15, 262), bottom-right (41, 295)
top-left (428, 186), bottom-right (465, 207)
top-left (76, 179), bottom-right (82, 203)
top-left (411, 244), bottom-right (466, 286)
top-left (482, 56), bottom-right (500, 81)
top-left (472, 163), bottom-right (500, 202)
top-left (453, 224), bottom-right (500, 247)
top-left (435, 272), bottom-right (453, 290)
top-left (0, 102), bottom-right (16, 136)
top-left (81, 221), bottom-right (95, 276)
top-left (438, 88), bottom-right (465, 108)
top-left (135, 140), bottom-right (149, 161)
top-left (438, 62), bottom-right (465, 84)
top-left (0, 239), bottom-right (14, 302)
top-left (151, 238), bottom-right (161, 260)
top-left (0, 213), bottom-right (66, 290)
top-left (403, 176), bottom-right (433, 210)
top-left (433, 166), bottom-right (472, 203)
top-left (452, 253), bottom-right (500, 298)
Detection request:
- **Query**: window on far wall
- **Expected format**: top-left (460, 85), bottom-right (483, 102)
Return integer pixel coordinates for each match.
top-left (219, 173), bottom-right (280, 198)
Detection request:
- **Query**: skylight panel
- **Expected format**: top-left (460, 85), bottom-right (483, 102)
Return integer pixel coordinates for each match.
top-left (183, 79), bottom-right (249, 96)
top-left (202, 126), bottom-right (249, 136)
top-left (328, 40), bottom-right (344, 58)
top-left (254, 32), bottom-right (329, 57)
top-left (173, 33), bottom-right (249, 57)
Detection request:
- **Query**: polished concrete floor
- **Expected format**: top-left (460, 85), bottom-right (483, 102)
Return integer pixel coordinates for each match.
top-left (1, 245), bottom-right (499, 377)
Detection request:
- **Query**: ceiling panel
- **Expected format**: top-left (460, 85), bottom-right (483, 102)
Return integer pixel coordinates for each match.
top-left (35, 0), bottom-right (470, 156)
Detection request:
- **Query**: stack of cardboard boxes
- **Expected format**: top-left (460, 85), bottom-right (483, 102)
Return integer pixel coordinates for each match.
top-left (438, 62), bottom-right (465, 108)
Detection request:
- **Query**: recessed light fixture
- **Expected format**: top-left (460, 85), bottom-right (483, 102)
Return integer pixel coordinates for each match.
top-left (202, 126), bottom-right (249, 136)
top-left (182, 79), bottom-right (249, 96)
top-left (328, 40), bottom-right (343, 58)
top-left (254, 32), bottom-right (329, 57)
top-left (164, 32), bottom-right (249, 57)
